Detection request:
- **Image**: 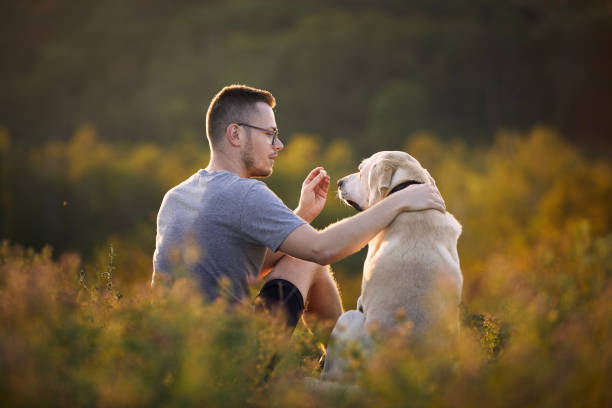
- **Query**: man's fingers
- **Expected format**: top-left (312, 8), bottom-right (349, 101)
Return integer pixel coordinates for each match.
top-left (412, 183), bottom-right (445, 213)
top-left (304, 167), bottom-right (324, 184)
top-left (316, 176), bottom-right (331, 197)
top-left (305, 169), bottom-right (328, 190)
top-left (436, 199), bottom-right (446, 213)
top-left (429, 185), bottom-right (443, 199)
top-left (428, 184), bottom-right (445, 212)
top-left (431, 195), bottom-right (446, 213)
top-left (317, 175), bottom-right (330, 188)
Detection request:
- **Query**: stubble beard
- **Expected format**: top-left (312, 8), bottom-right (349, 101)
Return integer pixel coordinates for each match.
top-left (241, 133), bottom-right (273, 178)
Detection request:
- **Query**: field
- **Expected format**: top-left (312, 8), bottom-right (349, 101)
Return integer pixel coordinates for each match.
top-left (1, 128), bottom-right (610, 407)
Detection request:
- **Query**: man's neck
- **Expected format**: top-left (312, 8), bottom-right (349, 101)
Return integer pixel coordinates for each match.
top-left (206, 150), bottom-right (248, 178)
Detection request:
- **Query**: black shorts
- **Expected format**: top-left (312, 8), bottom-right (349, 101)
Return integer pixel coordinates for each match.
top-left (256, 279), bottom-right (305, 330)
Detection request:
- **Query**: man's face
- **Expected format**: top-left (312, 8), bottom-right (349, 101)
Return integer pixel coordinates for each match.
top-left (240, 102), bottom-right (283, 178)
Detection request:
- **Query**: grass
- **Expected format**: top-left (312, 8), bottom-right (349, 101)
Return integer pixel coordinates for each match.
top-left (1, 128), bottom-right (611, 406)
top-left (0, 228), bottom-right (609, 407)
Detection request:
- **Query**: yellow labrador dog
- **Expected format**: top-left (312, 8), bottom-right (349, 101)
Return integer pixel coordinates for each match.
top-left (322, 151), bottom-right (462, 381)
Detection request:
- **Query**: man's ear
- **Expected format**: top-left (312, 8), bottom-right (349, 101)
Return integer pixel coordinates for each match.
top-left (367, 160), bottom-right (395, 206)
top-left (225, 123), bottom-right (242, 147)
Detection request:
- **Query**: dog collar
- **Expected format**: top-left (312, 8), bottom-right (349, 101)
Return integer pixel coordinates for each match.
top-left (346, 200), bottom-right (363, 212)
top-left (387, 180), bottom-right (423, 196)
top-left (348, 180), bottom-right (423, 212)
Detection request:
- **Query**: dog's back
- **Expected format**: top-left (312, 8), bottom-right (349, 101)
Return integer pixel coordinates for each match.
top-left (360, 209), bottom-right (462, 334)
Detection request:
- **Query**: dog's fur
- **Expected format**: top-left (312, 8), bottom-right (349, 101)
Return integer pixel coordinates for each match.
top-left (321, 151), bottom-right (462, 381)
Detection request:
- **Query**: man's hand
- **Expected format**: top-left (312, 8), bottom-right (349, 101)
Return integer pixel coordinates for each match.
top-left (395, 183), bottom-right (446, 213)
top-left (295, 167), bottom-right (330, 223)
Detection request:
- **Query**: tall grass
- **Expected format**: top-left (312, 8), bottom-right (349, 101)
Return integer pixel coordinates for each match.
top-left (1, 128), bottom-right (611, 406)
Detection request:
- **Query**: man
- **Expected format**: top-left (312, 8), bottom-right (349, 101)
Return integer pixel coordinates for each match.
top-left (152, 84), bottom-right (445, 331)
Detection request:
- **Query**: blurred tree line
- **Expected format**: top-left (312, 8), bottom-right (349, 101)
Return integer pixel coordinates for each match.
top-left (0, 0), bottom-right (611, 292)
top-left (1, 0), bottom-right (611, 151)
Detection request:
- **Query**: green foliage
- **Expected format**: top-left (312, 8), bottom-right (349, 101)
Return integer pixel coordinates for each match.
top-left (1, 0), bottom-right (611, 152)
top-left (0, 125), bottom-right (208, 263)
top-left (1, 128), bottom-right (611, 406)
top-left (2, 0), bottom-right (612, 267)
top-left (0, 227), bottom-right (610, 406)
top-left (367, 80), bottom-right (433, 152)
top-left (0, 242), bottom-right (301, 407)
top-left (1, 2), bottom-right (610, 403)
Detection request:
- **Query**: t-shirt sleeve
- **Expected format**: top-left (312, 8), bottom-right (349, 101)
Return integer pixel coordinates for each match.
top-left (239, 181), bottom-right (306, 251)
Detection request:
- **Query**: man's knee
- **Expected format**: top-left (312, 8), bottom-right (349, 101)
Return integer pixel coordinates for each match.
top-left (256, 278), bottom-right (305, 330)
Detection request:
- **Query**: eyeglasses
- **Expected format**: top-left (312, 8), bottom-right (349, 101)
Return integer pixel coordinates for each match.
top-left (237, 123), bottom-right (279, 145)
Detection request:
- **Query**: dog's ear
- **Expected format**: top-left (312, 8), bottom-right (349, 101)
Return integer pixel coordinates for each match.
top-left (367, 160), bottom-right (395, 206)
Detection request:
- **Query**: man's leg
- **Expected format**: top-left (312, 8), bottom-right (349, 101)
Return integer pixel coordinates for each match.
top-left (260, 256), bottom-right (343, 329)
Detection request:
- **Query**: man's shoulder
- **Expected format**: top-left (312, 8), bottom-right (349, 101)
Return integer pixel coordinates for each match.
top-left (163, 170), bottom-right (273, 203)
top-left (205, 171), bottom-right (269, 196)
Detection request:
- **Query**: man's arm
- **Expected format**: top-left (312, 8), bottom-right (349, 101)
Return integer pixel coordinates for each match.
top-left (279, 182), bottom-right (445, 265)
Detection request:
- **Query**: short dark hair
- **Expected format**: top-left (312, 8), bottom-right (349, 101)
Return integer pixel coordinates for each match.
top-left (206, 84), bottom-right (276, 147)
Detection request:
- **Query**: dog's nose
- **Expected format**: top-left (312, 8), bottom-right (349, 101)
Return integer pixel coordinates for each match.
top-left (337, 179), bottom-right (345, 188)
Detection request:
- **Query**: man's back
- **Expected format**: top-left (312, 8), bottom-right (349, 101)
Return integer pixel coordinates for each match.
top-left (152, 169), bottom-right (304, 301)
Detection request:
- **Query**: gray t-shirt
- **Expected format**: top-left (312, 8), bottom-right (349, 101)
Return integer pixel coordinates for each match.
top-left (152, 169), bottom-right (306, 301)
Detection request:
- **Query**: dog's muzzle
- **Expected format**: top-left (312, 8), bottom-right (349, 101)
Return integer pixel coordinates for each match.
top-left (337, 183), bottom-right (364, 212)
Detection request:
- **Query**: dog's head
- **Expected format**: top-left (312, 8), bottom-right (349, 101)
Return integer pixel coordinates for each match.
top-left (337, 151), bottom-right (434, 211)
